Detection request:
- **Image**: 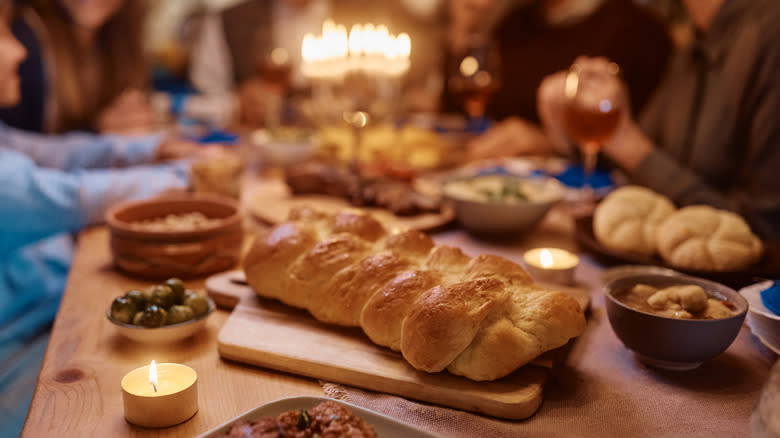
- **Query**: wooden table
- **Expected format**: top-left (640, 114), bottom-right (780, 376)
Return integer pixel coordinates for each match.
top-left (21, 202), bottom-right (777, 437)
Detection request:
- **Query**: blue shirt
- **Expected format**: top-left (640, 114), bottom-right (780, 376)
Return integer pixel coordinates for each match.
top-left (0, 122), bottom-right (189, 345)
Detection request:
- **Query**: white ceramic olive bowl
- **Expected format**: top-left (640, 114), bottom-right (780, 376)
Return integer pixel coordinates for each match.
top-left (106, 296), bottom-right (215, 344)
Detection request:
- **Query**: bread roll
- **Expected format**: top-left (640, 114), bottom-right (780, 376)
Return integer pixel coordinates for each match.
top-left (593, 185), bottom-right (676, 255)
top-left (243, 207), bottom-right (586, 381)
top-left (656, 205), bottom-right (763, 271)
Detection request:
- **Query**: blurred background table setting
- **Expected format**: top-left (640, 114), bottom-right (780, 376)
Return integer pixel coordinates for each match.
top-left (4, 1), bottom-right (779, 437)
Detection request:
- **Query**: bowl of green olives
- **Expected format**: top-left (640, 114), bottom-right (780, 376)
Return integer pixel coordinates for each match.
top-left (107, 278), bottom-right (215, 343)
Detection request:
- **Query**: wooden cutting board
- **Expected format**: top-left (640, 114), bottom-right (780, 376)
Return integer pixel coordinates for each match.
top-left (247, 180), bottom-right (455, 231)
top-left (208, 270), bottom-right (589, 420)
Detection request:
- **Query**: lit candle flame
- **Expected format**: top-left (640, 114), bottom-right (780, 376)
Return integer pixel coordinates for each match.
top-left (540, 249), bottom-right (554, 269)
top-left (302, 21), bottom-right (411, 79)
top-left (149, 360), bottom-right (158, 393)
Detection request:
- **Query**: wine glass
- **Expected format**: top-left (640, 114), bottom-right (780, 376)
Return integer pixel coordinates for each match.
top-left (562, 62), bottom-right (621, 199)
top-left (257, 47), bottom-right (294, 131)
top-left (447, 35), bottom-right (501, 132)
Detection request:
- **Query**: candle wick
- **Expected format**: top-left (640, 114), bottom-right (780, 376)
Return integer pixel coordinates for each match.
top-left (151, 382), bottom-right (158, 393)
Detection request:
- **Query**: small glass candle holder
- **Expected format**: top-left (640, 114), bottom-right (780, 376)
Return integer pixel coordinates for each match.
top-left (523, 248), bottom-right (580, 285)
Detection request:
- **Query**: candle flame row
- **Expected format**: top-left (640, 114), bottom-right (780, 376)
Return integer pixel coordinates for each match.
top-left (302, 20), bottom-right (411, 79)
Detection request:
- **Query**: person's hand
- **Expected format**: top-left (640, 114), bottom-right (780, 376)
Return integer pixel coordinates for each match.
top-left (155, 137), bottom-right (226, 161)
top-left (237, 78), bottom-right (282, 126)
top-left (466, 117), bottom-right (555, 161)
top-left (96, 89), bottom-right (156, 135)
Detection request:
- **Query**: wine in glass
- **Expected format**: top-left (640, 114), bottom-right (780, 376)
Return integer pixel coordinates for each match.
top-left (563, 62), bottom-right (621, 198)
top-left (257, 47), bottom-right (294, 130)
top-left (448, 36), bottom-right (501, 130)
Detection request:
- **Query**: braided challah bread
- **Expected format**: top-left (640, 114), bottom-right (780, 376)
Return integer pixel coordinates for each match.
top-left (593, 185), bottom-right (676, 256)
top-left (243, 207), bottom-right (586, 381)
top-left (656, 205), bottom-right (763, 272)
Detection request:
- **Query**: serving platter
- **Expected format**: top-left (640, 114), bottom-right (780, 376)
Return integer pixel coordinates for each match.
top-left (207, 270), bottom-right (585, 420)
top-left (574, 216), bottom-right (780, 289)
top-left (247, 179), bottom-right (455, 232)
top-left (196, 396), bottom-right (442, 438)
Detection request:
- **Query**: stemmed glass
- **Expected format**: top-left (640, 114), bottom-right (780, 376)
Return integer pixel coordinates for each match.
top-left (447, 35), bottom-right (501, 132)
top-left (562, 62), bottom-right (621, 199)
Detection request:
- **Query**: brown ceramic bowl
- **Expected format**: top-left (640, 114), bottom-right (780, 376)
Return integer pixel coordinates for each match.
top-left (603, 266), bottom-right (748, 371)
top-left (106, 195), bottom-right (243, 279)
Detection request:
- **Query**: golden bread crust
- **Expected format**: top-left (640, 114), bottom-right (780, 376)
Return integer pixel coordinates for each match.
top-left (593, 185), bottom-right (676, 255)
top-left (657, 205), bottom-right (763, 271)
top-left (243, 209), bottom-right (586, 381)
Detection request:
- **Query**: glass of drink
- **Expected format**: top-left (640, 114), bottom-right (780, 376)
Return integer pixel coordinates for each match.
top-left (562, 62), bottom-right (621, 198)
top-left (448, 35), bottom-right (501, 131)
top-left (257, 47), bottom-right (294, 130)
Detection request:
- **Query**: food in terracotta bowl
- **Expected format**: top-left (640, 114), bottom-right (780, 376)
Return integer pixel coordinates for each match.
top-left (603, 266), bottom-right (748, 370)
top-left (106, 195), bottom-right (243, 279)
top-left (107, 278), bottom-right (215, 343)
top-left (442, 175), bottom-right (564, 235)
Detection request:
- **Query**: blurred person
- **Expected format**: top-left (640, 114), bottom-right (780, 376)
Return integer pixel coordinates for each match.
top-left (0, 2), bottom-right (220, 435)
top-left (456, 0), bottom-right (671, 159)
top-left (0, 0), bottom-right (154, 134)
top-left (536, 0), bottom-right (780, 240)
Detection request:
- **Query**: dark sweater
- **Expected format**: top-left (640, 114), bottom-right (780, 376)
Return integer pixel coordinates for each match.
top-left (442, 0), bottom-right (672, 123)
top-left (633, 0), bottom-right (780, 241)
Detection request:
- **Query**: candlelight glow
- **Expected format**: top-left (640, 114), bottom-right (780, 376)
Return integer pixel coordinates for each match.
top-left (540, 249), bottom-right (554, 269)
top-left (460, 56), bottom-right (479, 76)
top-left (149, 360), bottom-right (158, 392)
top-left (302, 20), bottom-right (411, 79)
top-left (270, 47), bottom-right (289, 65)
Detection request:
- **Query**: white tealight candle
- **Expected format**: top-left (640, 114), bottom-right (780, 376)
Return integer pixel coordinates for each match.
top-left (523, 248), bottom-right (580, 285)
top-left (121, 361), bottom-right (198, 428)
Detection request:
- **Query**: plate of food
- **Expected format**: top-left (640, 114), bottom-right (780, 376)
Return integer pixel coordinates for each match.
top-left (575, 186), bottom-right (780, 288)
top-left (196, 396), bottom-right (442, 438)
top-left (318, 123), bottom-right (466, 171)
top-left (248, 161), bottom-right (455, 231)
top-left (739, 280), bottom-right (780, 355)
top-left (218, 207), bottom-right (587, 420)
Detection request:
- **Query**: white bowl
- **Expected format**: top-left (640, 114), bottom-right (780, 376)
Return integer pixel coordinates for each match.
top-left (251, 129), bottom-right (316, 166)
top-left (740, 281), bottom-right (780, 354)
top-left (442, 175), bottom-right (565, 235)
top-left (106, 297), bottom-right (215, 344)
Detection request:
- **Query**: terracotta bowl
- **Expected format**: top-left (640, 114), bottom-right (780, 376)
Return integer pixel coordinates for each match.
top-left (106, 195), bottom-right (243, 279)
top-left (603, 266), bottom-right (748, 371)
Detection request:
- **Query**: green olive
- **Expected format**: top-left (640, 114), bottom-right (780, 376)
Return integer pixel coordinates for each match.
top-left (184, 293), bottom-right (210, 318)
top-left (132, 305), bottom-right (168, 327)
top-left (148, 284), bottom-right (175, 309)
top-left (165, 305), bottom-right (195, 325)
top-left (110, 297), bottom-right (137, 324)
top-left (164, 278), bottom-right (186, 304)
top-left (124, 289), bottom-right (148, 312)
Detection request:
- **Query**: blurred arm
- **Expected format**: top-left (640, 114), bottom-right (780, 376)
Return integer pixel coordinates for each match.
top-left (0, 123), bottom-right (161, 170)
top-left (0, 150), bottom-right (189, 237)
